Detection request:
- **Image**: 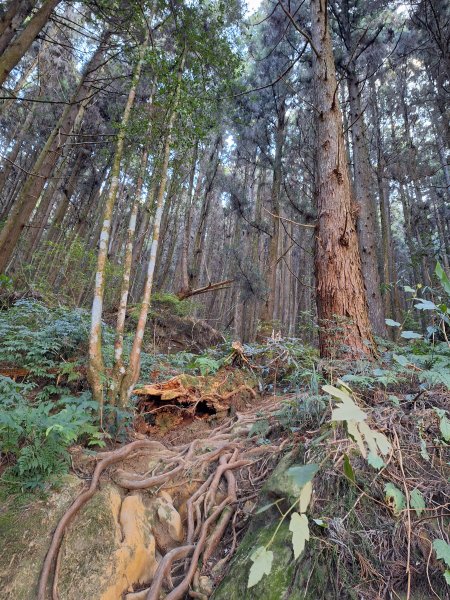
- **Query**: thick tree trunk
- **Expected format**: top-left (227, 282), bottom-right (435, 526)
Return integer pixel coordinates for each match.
top-left (0, 0), bottom-right (60, 86)
top-left (0, 34), bottom-right (108, 272)
top-left (310, 0), bottom-right (374, 359)
top-left (348, 74), bottom-right (386, 337)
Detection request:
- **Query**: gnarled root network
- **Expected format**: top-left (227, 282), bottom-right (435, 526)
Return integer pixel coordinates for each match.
top-left (37, 397), bottom-right (287, 600)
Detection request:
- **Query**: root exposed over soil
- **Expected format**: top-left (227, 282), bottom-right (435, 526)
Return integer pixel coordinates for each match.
top-left (37, 395), bottom-right (287, 600)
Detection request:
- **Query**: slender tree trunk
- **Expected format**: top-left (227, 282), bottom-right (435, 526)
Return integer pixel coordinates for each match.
top-left (178, 141), bottom-right (198, 294)
top-left (88, 32), bottom-right (149, 412)
top-left (0, 106), bottom-right (34, 214)
top-left (348, 73), bottom-right (386, 336)
top-left (109, 90), bottom-right (154, 404)
top-left (0, 0), bottom-right (60, 85)
top-left (189, 135), bottom-right (221, 290)
top-left (0, 0), bottom-right (36, 54)
top-left (0, 34), bottom-right (109, 272)
top-left (261, 101), bottom-right (285, 325)
top-left (120, 47), bottom-right (186, 404)
top-left (310, 0), bottom-right (374, 359)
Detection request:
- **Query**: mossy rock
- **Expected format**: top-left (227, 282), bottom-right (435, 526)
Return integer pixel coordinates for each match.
top-left (213, 452), bottom-right (345, 600)
top-left (0, 474), bottom-right (83, 600)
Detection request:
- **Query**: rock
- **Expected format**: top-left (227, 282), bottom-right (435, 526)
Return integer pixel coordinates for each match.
top-left (262, 452), bottom-right (306, 505)
top-left (152, 492), bottom-right (184, 552)
top-left (58, 485), bottom-right (157, 600)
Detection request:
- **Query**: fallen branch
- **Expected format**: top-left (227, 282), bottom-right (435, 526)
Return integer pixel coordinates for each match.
top-left (176, 279), bottom-right (234, 301)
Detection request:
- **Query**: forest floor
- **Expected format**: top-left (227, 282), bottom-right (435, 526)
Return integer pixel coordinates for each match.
top-left (0, 299), bottom-right (449, 599)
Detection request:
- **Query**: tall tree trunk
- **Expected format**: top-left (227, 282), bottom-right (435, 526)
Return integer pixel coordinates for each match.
top-left (348, 73), bottom-right (386, 336)
top-left (260, 100), bottom-right (285, 325)
top-left (0, 105), bottom-right (34, 214)
top-left (121, 47), bottom-right (186, 405)
top-left (109, 89), bottom-right (154, 404)
top-left (0, 0), bottom-right (36, 55)
top-left (0, 0), bottom-right (60, 85)
top-left (88, 32), bottom-right (148, 412)
top-left (0, 33), bottom-right (109, 272)
top-left (189, 135), bottom-right (221, 290)
top-left (310, 0), bottom-right (374, 359)
top-left (369, 77), bottom-right (400, 323)
top-left (178, 141), bottom-right (198, 294)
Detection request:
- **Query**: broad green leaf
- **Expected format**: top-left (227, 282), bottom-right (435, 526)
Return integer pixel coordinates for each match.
top-left (420, 438), bottom-right (430, 462)
top-left (403, 286), bottom-right (416, 294)
top-left (358, 421), bottom-right (378, 455)
top-left (289, 512), bottom-right (309, 559)
top-left (372, 431), bottom-right (391, 456)
top-left (384, 483), bottom-right (406, 515)
top-left (393, 354), bottom-right (409, 367)
top-left (439, 415), bottom-right (450, 442)
top-left (433, 539), bottom-right (450, 568)
top-left (367, 452), bottom-right (384, 470)
top-left (435, 262), bottom-right (450, 296)
top-left (322, 384), bottom-right (351, 401)
top-left (401, 331), bottom-right (423, 339)
top-left (343, 454), bottom-right (355, 483)
top-left (414, 300), bottom-right (437, 311)
top-left (286, 464), bottom-right (319, 489)
top-left (248, 546), bottom-right (273, 588)
top-left (347, 421), bottom-right (366, 457)
top-left (444, 570), bottom-right (450, 585)
top-left (299, 481), bottom-right (313, 513)
top-left (410, 489), bottom-right (425, 516)
top-left (389, 394), bottom-right (400, 406)
top-left (385, 318), bottom-right (401, 327)
top-left (331, 397), bottom-right (367, 423)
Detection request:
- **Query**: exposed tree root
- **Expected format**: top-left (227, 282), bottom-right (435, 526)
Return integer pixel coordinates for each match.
top-left (37, 399), bottom-right (287, 599)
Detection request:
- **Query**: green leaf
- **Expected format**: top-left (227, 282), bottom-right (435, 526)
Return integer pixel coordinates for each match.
top-left (255, 500), bottom-right (281, 515)
top-left (385, 319), bottom-right (401, 327)
top-left (404, 286), bottom-right (416, 294)
top-left (444, 570), bottom-right (450, 585)
top-left (312, 518), bottom-right (327, 527)
top-left (332, 396), bottom-right (367, 423)
top-left (248, 546), bottom-right (273, 588)
top-left (286, 464), bottom-right (319, 489)
top-left (435, 262), bottom-right (450, 296)
top-left (299, 481), bottom-right (312, 513)
top-left (401, 331), bottom-right (423, 339)
top-left (433, 539), bottom-right (450, 568)
top-left (289, 512), bottom-right (309, 559)
top-left (322, 384), bottom-right (351, 401)
top-left (420, 438), bottom-right (430, 462)
top-left (384, 483), bottom-right (406, 515)
top-left (343, 454), bottom-right (355, 483)
top-left (393, 354), bottom-right (409, 367)
top-left (439, 414), bottom-right (450, 442)
top-left (367, 452), bottom-right (384, 470)
top-left (410, 489), bottom-right (425, 516)
top-left (347, 421), bottom-right (366, 457)
top-left (414, 300), bottom-right (437, 311)
top-left (372, 431), bottom-right (391, 456)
